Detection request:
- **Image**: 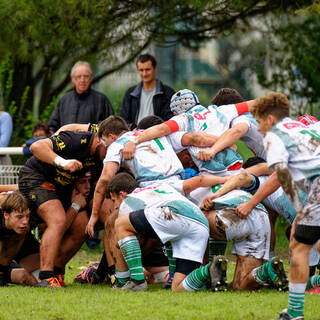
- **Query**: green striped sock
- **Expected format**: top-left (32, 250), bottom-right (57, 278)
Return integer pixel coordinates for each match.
top-left (118, 236), bottom-right (144, 281)
top-left (115, 270), bottom-right (130, 286)
top-left (255, 258), bottom-right (277, 283)
top-left (288, 282), bottom-right (306, 318)
top-left (183, 263), bottom-right (210, 291)
top-left (165, 245), bottom-right (176, 274)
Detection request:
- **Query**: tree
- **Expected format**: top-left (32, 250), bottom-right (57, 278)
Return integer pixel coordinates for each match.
top-left (255, 8), bottom-right (320, 116)
top-left (0, 0), bottom-right (314, 144)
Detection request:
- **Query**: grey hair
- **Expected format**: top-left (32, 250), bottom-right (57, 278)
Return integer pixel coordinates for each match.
top-left (70, 61), bottom-right (92, 77)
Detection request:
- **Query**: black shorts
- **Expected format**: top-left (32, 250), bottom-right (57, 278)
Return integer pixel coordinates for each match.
top-left (14, 232), bottom-right (39, 262)
top-left (294, 224), bottom-right (320, 245)
top-left (142, 244), bottom-right (168, 267)
top-left (175, 258), bottom-right (201, 275)
top-left (129, 210), bottom-right (160, 241)
top-left (19, 166), bottom-right (73, 226)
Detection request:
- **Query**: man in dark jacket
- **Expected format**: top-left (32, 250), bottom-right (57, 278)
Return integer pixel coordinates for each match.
top-left (120, 54), bottom-right (174, 129)
top-left (49, 61), bottom-right (114, 132)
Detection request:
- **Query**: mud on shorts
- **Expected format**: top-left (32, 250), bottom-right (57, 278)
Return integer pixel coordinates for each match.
top-left (295, 176), bottom-right (320, 245)
top-left (18, 166), bottom-right (73, 226)
top-left (142, 206), bottom-right (209, 264)
top-left (218, 207), bottom-right (270, 260)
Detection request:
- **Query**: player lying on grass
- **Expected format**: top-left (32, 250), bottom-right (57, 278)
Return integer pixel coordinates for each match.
top-left (0, 192), bottom-right (40, 286)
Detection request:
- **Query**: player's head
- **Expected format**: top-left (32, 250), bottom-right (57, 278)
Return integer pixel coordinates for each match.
top-left (170, 89), bottom-right (200, 115)
top-left (211, 88), bottom-right (244, 106)
top-left (250, 92), bottom-right (290, 134)
top-left (98, 116), bottom-right (129, 147)
top-left (106, 172), bottom-right (138, 207)
top-left (32, 121), bottom-right (50, 138)
top-left (1, 191), bottom-right (30, 234)
top-left (75, 171), bottom-right (92, 198)
top-left (297, 114), bottom-right (318, 126)
top-left (136, 115), bottom-right (163, 130)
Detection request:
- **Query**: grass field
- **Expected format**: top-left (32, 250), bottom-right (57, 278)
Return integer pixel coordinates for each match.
top-left (1, 231), bottom-right (319, 320)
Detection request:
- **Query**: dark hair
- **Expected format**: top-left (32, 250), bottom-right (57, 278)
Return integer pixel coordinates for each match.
top-left (0, 191), bottom-right (29, 214)
top-left (98, 116), bottom-right (129, 139)
top-left (32, 121), bottom-right (50, 137)
top-left (106, 173), bottom-right (138, 197)
top-left (243, 156), bottom-right (266, 169)
top-left (136, 54), bottom-right (157, 67)
top-left (136, 115), bottom-right (163, 130)
top-left (211, 88), bottom-right (244, 106)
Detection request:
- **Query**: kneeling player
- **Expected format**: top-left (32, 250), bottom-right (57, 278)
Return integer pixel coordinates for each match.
top-left (110, 173), bottom-right (227, 292)
top-left (191, 187), bottom-right (288, 291)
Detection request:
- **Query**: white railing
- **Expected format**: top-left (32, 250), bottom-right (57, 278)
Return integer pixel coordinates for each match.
top-left (0, 147), bottom-right (24, 184)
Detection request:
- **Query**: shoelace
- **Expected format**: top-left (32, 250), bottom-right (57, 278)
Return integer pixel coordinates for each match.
top-left (46, 277), bottom-right (61, 287)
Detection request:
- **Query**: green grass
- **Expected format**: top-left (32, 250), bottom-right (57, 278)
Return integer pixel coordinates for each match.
top-left (1, 233), bottom-right (319, 320)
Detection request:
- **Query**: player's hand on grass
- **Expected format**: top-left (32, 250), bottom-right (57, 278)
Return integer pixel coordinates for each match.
top-left (197, 149), bottom-right (215, 162)
top-left (86, 215), bottom-right (98, 238)
top-left (201, 195), bottom-right (215, 210)
top-left (122, 141), bottom-right (136, 160)
top-left (236, 202), bottom-right (252, 219)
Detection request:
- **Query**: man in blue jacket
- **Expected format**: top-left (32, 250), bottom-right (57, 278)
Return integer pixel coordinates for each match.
top-left (120, 54), bottom-right (175, 129)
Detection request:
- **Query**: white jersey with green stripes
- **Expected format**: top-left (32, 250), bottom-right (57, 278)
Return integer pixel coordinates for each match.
top-left (103, 130), bottom-right (185, 185)
top-left (119, 182), bottom-right (209, 229)
top-left (265, 117), bottom-right (320, 182)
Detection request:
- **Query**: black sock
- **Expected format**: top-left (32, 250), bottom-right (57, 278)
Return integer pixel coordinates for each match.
top-left (39, 270), bottom-right (55, 280)
top-left (95, 251), bottom-right (108, 279)
top-left (54, 266), bottom-right (63, 276)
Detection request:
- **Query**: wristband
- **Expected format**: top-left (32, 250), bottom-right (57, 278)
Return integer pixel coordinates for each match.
top-left (53, 156), bottom-right (73, 169)
top-left (132, 137), bottom-right (139, 145)
top-left (71, 202), bottom-right (81, 213)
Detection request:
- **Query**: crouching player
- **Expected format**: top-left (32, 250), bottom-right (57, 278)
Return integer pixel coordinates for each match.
top-left (0, 192), bottom-right (39, 286)
top-left (196, 187), bottom-right (288, 291)
top-left (110, 172), bottom-right (227, 292)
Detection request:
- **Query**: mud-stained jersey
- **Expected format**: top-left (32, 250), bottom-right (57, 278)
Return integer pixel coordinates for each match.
top-left (23, 131), bottom-right (102, 186)
top-left (264, 117), bottom-right (320, 182)
top-left (119, 182), bottom-right (209, 229)
top-left (104, 130), bottom-right (185, 184)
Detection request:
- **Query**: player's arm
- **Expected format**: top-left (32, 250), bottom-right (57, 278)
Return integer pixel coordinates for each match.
top-left (122, 122), bottom-right (175, 160)
top-left (274, 162), bottom-right (303, 217)
top-left (198, 123), bottom-right (248, 161)
top-left (181, 132), bottom-right (219, 147)
top-left (64, 192), bottom-right (87, 232)
top-left (243, 162), bottom-right (273, 176)
top-left (236, 172), bottom-right (280, 218)
top-left (0, 184), bottom-right (18, 192)
top-left (183, 175), bottom-right (228, 196)
top-left (54, 123), bottom-right (90, 135)
top-left (30, 138), bottom-right (82, 172)
top-left (201, 171), bottom-right (254, 210)
top-left (86, 161), bottom-right (118, 237)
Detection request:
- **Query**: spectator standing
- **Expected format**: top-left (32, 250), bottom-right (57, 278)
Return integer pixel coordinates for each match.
top-left (49, 61), bottom-right (114, 132)
top-left (120, 54), bottom-right (175, 129)
top-left (0, 97), bottom-right (13, 165)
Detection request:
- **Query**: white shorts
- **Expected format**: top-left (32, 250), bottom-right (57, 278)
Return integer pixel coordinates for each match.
top-left (144, 206), bottom-right (209, 263)
top-left (309, 241), bottom-right (320, 266)
top-left (217, 207), bottom-right (270, 260)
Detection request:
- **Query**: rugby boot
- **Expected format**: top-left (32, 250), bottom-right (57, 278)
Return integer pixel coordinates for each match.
top-left (36, 277), bottom-right (62, 288)
top-left (73, 263), bottom-right (103, 284)
top-left (273, 308), bottom-right (304, 320)
top-left (111, 278), bottom-right (127, 291)
top-left (56, 274), bottom-right (67, 287)
top-left (209, 255), bottom-right (228, 292)
top-left (120, 279), bottom-right (147, 291)
top-left (271, 258), bottom-right (288, 291)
